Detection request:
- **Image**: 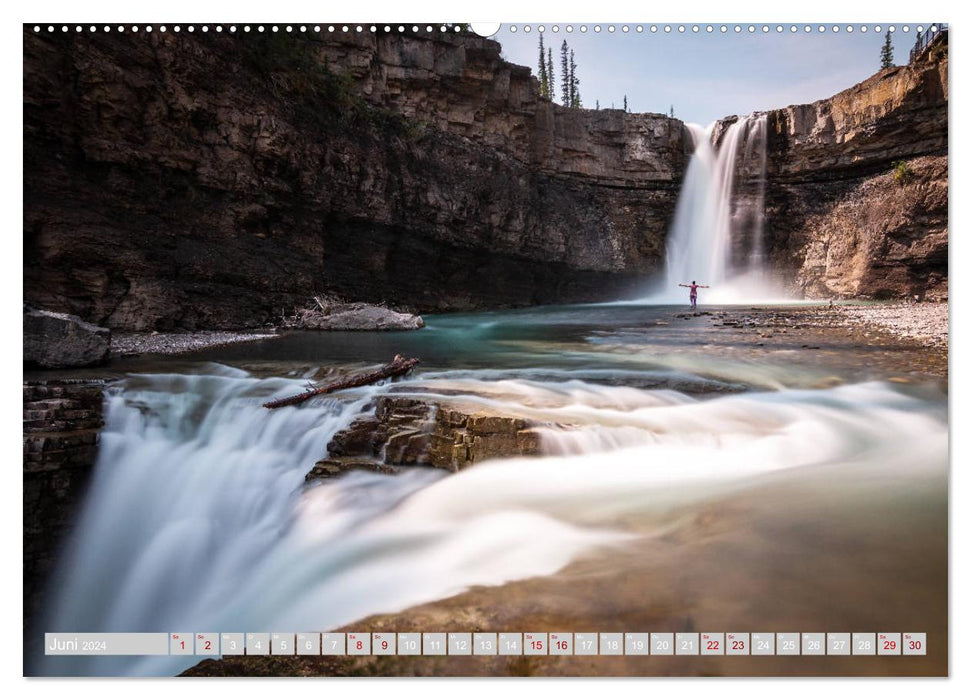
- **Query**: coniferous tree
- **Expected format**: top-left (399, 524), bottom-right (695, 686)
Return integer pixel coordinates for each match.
top-left (623, 95), bottom-right (628, 112)
top-left (547, 48), bottom-right (555, 102)
top-left (560, 41), bottom-right (570, 106)
top-left (669, 104), bottom-right (675, 118)
top-left (880, 30), bottom-right (894, 69)
top-left (568, 49), bottom-right (574, 106)
top-left (569, 49), bottom-right (580, 107)
top-left (538, 34), bottom-right (548, 98)
top-left (595, 99), bottom-right (600, 110)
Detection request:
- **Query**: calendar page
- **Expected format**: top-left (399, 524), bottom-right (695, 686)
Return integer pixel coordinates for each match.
top-left (22, 8), bottom-right (949, 681)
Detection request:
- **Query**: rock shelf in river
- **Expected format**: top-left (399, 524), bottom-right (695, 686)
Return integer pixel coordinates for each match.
top-left (306, 396), bottom-right (545, 481)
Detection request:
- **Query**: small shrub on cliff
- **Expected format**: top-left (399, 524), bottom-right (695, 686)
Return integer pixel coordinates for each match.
top-left (243, 36), bottom-right (355, 108)
top-left (243, 33), bottom-right (321, 82)
top-left (241, 34), bottom-right (418, 139)
top-left (892, 160), bottom-right (914, 185)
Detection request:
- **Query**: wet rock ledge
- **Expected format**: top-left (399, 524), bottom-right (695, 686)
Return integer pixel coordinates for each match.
top-left (306, 396), bottom-right (544, 481)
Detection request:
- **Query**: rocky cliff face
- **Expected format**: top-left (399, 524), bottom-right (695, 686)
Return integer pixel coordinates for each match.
top-left (23, 28), bottom-right (948, 327)
top-left (23, 380), bottom-right (105, 629)
top-left (24, 30), bottom-right (684, 330)
top-left (761, 34), bottom-right (948, 300)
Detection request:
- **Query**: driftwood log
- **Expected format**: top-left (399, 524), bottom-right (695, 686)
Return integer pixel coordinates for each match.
top-left (263, 355), bottom-right (420, 409)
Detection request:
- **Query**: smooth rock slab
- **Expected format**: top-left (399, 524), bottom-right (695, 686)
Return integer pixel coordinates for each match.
top-left (290, 304), bottom-right (424, 331)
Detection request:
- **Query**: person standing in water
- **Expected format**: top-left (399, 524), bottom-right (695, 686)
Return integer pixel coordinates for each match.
top-left (678, 280), bottom-right (709, 309)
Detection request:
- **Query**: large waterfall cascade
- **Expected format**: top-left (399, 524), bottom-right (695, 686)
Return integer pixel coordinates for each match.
top-left (657, 114), bottom-right (777, 303)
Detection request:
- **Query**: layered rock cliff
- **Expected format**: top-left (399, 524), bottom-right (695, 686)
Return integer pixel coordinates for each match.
top-left (23, 28), bottom-right (948, 329)
top-left (761, 34), bottom-right (948, 300)
top-left (24, 30), bottom-right (684, 330)
top-left (23, 380), bottom-right (105, 629)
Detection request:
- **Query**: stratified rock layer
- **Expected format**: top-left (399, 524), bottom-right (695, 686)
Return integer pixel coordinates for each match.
top-left (24, 30), bottom-right (684, 330)
top-left (306, 395), bottom-right (543, 481)
top-left (793, 156), bottom-right (947, 299)
top-left (23, 380), bottom-right (105, 628)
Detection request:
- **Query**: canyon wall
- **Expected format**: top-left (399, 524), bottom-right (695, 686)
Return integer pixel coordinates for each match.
top-left (24, 30), bottom-right (683, 330)
top-left (761, 34), bottom-right (948, 300)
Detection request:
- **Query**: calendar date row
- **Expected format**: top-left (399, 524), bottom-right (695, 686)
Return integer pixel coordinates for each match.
top-left (46, 632), bottom-right (926, 656)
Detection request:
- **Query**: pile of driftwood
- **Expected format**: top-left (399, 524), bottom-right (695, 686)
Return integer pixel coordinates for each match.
top-left (263, 354), bottom-right (419, 409)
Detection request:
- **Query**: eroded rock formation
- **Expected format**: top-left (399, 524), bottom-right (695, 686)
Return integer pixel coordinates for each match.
top-left (761, 34), bottom-right (948, 300)
top-left (306, 395), bottom-right (544, 481)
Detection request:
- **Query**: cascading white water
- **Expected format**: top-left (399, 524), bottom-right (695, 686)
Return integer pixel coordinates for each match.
top-left (742, 115), bottom-right (769, 273)
top-left (656, 114), bottom-right (775, 303)
top-left (34, 363), bottom-right (947, 676)
top-left (34, 365), bottom-right (381, 676)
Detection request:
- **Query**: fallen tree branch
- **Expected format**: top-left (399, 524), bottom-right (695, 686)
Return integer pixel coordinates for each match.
top-left (263, 354), bottom-right (420, 409)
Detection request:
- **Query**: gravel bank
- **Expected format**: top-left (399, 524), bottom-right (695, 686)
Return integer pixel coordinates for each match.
top-left (111, 331), bottom-right (277, 357)
top-left (835, 302), bottom-right (948, 348)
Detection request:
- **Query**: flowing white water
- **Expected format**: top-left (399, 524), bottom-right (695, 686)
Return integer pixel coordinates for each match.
top-left (646, 114), bottom-right (779, 304)
top-left (742, 115), bottom-right (769, 273)
top-left (35, 365), bottom-right (947, 676)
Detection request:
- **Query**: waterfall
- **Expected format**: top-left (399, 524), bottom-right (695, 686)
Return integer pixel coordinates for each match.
top-left (32, 367), bottom-right (631, 676)
top-left (742, 116), bottom-right (769, 273)
top-left (32, 363), bottom-right (947, 676)
top-left (657, 114), bottom-right (773, 303)
top-left (33, 367), bottom-right (381, 676)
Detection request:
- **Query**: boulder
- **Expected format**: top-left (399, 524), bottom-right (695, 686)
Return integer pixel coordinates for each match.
top-left (290, 303), bottom-right (425, 331)
top-left (24, 310), bottom-right (111, 368)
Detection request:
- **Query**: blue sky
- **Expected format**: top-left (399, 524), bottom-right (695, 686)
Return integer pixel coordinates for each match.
top-left (494, 24), bottom-right (917, 125)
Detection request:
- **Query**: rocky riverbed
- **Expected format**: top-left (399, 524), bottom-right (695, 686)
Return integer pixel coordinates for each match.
top-left (696, 302), bottom-right (947, 348)
top-left (111, 330), bottom-right (277, 357)
top-left (833, 302), bottom-right (948, 348)
top-left (669, 303), bottom-right (948, 382)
